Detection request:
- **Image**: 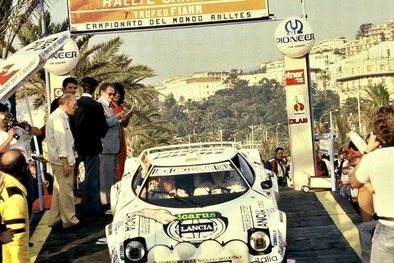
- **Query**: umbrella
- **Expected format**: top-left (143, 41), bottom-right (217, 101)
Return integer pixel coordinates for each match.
top-left (0, 30), bottom-right (71, 101)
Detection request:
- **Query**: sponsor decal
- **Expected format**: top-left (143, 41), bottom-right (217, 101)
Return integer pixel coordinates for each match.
top-left (125, 213), bottom-right (137, 231)
top-left (292, 95), bottom-right (306, 116)
top-left (151, 162), bottom-right (233, 176)
top-left (272, 230), bottom-right (278, 246)
top-left (286, 69), bottom-right (305, 86)
top-left (275, 17), bottom-right (315, 58)
top-left (288, 117), bottom-right (308, 125)
top-left (255, 210), bottom-right (269, 228)
top-left (252, 255), bottom-right (279, 262)
top-left (240, 205), bottom-right (254, 231)
top-left (164, 212), bottom-right (228, 242)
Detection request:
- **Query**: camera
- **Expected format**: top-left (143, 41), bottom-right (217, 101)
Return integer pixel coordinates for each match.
top-left (2, 113), bottom-right (31, 140)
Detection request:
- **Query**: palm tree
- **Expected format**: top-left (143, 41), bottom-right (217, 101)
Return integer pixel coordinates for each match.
top-left (0, 0), bottom-right (48, 59)
top-left (363, 83), bottom-right (390, 109)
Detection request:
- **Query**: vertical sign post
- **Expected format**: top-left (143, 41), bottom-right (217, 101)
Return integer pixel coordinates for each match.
top-left (275, 17), bottom-right (316, 190)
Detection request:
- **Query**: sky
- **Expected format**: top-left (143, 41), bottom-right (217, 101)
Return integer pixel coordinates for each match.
top-left (51, 0), bottom-right (394, 85)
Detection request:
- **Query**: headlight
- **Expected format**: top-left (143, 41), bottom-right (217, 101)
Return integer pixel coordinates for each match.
top-left (249, 230), bottom-right (270, 253)
top-left (124, 238), bottom-right (147, 262)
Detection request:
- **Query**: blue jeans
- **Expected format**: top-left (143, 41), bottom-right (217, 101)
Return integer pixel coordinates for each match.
top-left (358, 220), bottom-right (377, 263)
top-left (81, 155), bottom-right (101, 214)
top-left (371, 222), bottom-right (394, 263)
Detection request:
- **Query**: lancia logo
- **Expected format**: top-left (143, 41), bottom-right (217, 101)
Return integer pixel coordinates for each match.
top-left (164, 212), bottom-right (228, 242)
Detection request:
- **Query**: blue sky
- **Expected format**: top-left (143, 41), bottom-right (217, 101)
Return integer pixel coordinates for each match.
top-left (51, 0), bottom-right (394, 85)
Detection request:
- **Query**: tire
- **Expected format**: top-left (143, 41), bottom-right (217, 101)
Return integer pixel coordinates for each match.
top-left (302, 185), bottom-right (310, 193)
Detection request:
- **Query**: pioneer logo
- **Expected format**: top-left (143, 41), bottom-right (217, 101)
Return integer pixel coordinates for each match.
top-left (274, 17), bottom-right (315, 58)
top-left (285, 19), bottom-right (303, 34)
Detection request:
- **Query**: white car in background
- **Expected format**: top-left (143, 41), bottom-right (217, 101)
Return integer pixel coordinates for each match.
top-left (106, 142), bottom-right (287, 263)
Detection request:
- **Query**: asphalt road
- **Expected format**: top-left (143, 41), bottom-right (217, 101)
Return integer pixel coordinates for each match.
top-left (29, 188), bottom-right (362, 263)
top-left (30, 204), bottom-right (112, 263)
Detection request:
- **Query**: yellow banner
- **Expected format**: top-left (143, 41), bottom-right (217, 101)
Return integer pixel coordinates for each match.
top-left (68, 0), bottom-right (269, 32)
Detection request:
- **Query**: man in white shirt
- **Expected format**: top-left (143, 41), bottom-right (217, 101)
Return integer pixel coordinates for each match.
top-left (46, 94), bottom-right (79, 229)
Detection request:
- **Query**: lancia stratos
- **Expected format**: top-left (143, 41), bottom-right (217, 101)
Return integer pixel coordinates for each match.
top-left (106, 142), bottom-right (287, 263)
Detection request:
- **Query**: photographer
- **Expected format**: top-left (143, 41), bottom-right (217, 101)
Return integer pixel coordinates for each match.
top-left (0, 104), bottom-right (16, 155)
top-left (0, 103), bottom-right (42, 159)
top-left (0, 103), bottom-right (41, 219)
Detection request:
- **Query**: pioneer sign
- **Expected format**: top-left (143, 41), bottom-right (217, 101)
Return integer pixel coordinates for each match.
top-left (67, 0), bottom-right (270, 33)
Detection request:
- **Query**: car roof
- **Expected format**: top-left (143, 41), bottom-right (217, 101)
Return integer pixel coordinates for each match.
top-left (142, 142), bottom-right (242, 167)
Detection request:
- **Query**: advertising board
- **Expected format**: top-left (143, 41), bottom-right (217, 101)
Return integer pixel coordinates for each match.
top-left (68, 0), bottom-right (270, 33)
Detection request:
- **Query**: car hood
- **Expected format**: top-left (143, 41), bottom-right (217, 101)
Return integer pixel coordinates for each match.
top-left (106, 191), bottom-right (286, 261)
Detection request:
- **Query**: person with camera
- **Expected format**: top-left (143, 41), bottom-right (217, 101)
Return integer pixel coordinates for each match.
top-left (0, 103), bottom-right (41, 219)
top-left (0, 104), bottom-right (16, 155)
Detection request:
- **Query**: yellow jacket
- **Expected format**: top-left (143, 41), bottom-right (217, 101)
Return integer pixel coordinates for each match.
top-left (0, 173), bottom-right (29, 263)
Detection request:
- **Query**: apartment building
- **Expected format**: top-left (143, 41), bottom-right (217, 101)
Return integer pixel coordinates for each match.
top-left (156, 72), bottom-right (228, 102)
top-left (331, 41), bottom-right (394, 103)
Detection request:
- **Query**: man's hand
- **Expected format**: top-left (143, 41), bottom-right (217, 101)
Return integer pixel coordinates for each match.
top-left (6, 128), bottom-right (15, 142)
top-left (0, 229), bottom-right (14, 244)
top-left (62, 159), bottom-right (72, 177)
top-left (365, 132), bottom-right (380, 153)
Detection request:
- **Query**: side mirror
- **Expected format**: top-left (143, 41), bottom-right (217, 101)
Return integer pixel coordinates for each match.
top-left (261, 179), bottom-right (273, 189)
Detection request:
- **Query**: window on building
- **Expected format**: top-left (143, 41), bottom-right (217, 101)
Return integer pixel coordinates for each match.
top-left (368, 79), bottom-right (373, 86)
top-left (380, 64), bottom-right (386, 71)
top-left (367, 65), bottom-right (373, 72)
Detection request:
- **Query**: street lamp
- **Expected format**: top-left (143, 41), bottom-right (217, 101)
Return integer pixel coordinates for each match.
top-left (249, 125), bottom-right (254, 144)
top-left (274, 121), bottom-right (287, 148)
top-left (319, 109), bottom-right (339, 133)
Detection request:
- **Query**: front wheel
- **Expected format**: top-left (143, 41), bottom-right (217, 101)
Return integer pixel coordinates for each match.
top-left (302, 185), bottom-right (310, 193)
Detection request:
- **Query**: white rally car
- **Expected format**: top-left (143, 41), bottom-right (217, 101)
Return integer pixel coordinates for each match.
top-left (106, 142), bottom-right (287, 263)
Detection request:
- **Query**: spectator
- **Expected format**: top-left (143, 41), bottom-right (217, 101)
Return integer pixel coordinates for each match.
top-left (28, 159), bottom-right (53, 201)
top-left (50, 77), bottom-right (78, 113)
top-left (264, 147), bottom-right (287, 186)
top-left (148, 176), bottom-right (188, 199)
top-left (74, 77), bottom-right (108, 216)
top-left (97, 83), bottom-right (123, 208)
top-left (334, 149), bottom-right (347, 181)
top-left (321, 154), bottom-right (330, 177)
top-left (351, 105), bottom-right (394, 262)
top-left (0, 103), bottom-right (16, 155)
top-left (194, 171), bottom-right (246, 196)
top-left (0, 172), bottom-right (14, 260)
top-left (50, 77), bottom-right (78, 144)
top-left (112, 83), bottom-right (135, 181)
top-left (339, 141), bottom-right (361, 203)
top-left (0, 149), bottom-right (30, 263)
top-left (46, 94), bottom-right (79, 229)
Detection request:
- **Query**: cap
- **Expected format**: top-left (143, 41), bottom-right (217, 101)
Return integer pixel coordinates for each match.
top-left (81, 77), bottom-right (99, 89)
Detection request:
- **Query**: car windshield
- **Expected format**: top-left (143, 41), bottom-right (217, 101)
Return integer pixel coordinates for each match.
top-left (138, 161), bottom-right (249, 207)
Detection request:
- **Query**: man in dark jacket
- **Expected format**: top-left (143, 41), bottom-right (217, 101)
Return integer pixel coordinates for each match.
top-left (264, 147), bottom-right (288, 186)
top-left (74, 77), bottom-right (108, 216)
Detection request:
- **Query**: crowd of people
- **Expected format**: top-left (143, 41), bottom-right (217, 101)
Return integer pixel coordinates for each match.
top-left (0, 76), bottom-right (136, 262)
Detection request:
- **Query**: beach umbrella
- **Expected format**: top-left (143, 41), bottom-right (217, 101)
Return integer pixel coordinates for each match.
top-left (0, 30), bottom-right (71, 101)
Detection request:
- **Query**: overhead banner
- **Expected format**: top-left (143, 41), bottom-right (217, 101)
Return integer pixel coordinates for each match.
top-left (67, 0), bottom-right (270, 33)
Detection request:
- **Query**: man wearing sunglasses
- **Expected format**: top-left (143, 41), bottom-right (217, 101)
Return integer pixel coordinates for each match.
top-left (97, 83), bottom-right (125, 212)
